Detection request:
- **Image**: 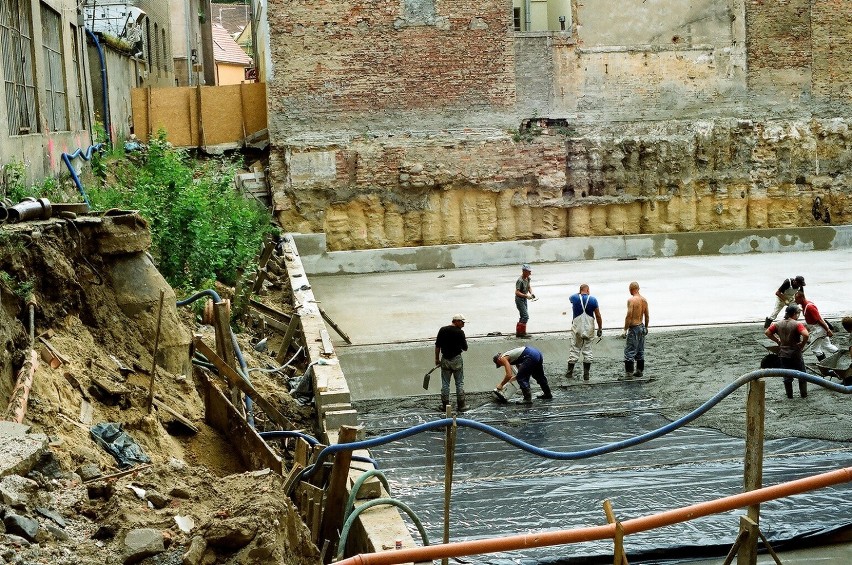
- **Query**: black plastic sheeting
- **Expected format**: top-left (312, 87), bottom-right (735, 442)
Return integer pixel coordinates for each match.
top-left (356, 382), bottom-right (852, 564)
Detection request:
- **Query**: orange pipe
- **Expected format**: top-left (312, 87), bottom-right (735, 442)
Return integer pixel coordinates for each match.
top-left (336, 466), bottom-right (852, 565)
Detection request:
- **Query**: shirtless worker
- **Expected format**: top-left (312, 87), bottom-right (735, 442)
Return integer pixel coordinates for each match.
top-left (621, 281), bottom-right (650, 379)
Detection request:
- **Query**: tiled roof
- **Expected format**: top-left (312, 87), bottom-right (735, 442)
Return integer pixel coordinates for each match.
top-left (211, 3), bottom-right (250, 37)
top-left (212, 23), bottom-right (252, 65)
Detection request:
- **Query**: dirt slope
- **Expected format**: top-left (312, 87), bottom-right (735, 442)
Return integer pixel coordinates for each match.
top-left (0, 216), bottom-right (320, 564)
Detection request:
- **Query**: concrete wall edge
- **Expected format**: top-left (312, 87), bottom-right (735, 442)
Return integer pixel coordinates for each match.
top-left (290, 225), bottom-right (852, 275)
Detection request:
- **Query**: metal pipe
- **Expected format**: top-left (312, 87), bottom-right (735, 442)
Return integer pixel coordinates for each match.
top-left (335, 467), bottom-right (852, 565)
top-left (7, 198), bottom-right (52, 222)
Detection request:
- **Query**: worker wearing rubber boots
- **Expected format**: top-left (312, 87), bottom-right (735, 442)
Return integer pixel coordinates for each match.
top-left (492, 346), bottom-right (551, 403)
top-left (765, 304), bottom-right (810, 399)
top-left (566, 284), bottom-right (603, 381)
top-left (514, 264), bottom-right (534, 337)
top-left (434, 314), bottom-right (469, 412)
top-left (622, 281), bottom-right (650, 379)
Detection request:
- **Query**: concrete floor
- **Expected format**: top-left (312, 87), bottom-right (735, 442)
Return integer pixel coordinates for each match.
top-left (308, 246), bottom-right (852, 564)
top-left (311, 248), bottom-right (852, 400)
top-left (311, 248), bottom-right (852, 346)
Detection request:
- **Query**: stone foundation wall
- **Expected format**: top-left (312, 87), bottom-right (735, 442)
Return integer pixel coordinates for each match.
top-left (271, 118), bottom-right (852, 251)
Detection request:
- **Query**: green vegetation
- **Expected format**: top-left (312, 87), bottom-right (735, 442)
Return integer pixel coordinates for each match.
top-left (87, 131), bottom-right (275, 291)
top-left (0, 271), bottom-right (34, 302)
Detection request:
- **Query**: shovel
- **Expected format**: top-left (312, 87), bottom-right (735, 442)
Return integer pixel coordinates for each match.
top-left (422, 364), bottom-right (440, 390)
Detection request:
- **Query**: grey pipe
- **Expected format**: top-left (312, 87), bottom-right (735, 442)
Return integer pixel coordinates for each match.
top-left (7, 198), bottom-right (52, 223)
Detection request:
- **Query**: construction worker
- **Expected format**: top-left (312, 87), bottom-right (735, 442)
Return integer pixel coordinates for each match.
top-left (434, 314), bottom-right (468, 412)
top-left (514, 264), bottom-right (534, 337)
top-left (765, 304), bottom-right (810, 398)
top-left (492, 345), bottom-right (552, 404)
top-left (794, 291), bottom-right (838, 362)
top-left (566, 284), bottom-right (603, 381)
top-left (765, 275), bottom-right (805, 328)
top-left (622, 281), bottom-right (650, 379)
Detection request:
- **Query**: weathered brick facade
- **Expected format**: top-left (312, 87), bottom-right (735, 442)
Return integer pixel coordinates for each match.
top-left (268, 0), bottom-right (852, 251)
top-left (268, 0), bottom-right (515, 131)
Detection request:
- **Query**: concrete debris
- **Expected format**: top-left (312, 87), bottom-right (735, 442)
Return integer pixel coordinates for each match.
top-left (182, 535), bottom-right (206, 565)
top-left (0, 434), bottom-right (48, 478)
top-left (122, 528), bottom-right (165, 564)
top-left (204, 517), bottom-right (257, 549)
top-left (3, 513), bottom-right (39, 542)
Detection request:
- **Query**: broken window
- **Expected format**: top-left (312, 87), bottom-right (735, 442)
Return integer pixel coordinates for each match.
top-left (0, 0), bottom-right (38, 135)
top-left (40, 3), bottom-right (68, 132)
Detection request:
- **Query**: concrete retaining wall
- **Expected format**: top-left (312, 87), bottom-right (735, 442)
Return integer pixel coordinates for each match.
top-left (291, 225), bottom-right (852, 275)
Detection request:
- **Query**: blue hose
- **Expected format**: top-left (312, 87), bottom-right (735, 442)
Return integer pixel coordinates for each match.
top-left (298, 369), bottom-right (851, 482)
top-left (178, 289), bottom-right (254, 425)
top-left (61, 144), bottom-right (102, 205)
top-left (258, 430), bottom-right (379, 468)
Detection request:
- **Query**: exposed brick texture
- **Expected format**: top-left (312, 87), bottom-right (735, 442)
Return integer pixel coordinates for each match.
top-left (268, 0), bottom-right (515, 127)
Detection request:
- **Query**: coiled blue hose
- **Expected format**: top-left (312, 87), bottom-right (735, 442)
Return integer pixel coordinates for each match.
top-left (297, 369), bottom-right (850, 483)
top-left (178, 289), bottom-right (255, 426)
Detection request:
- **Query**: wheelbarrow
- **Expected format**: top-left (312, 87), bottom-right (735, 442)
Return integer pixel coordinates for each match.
top-left (816, 350), bottom-right (852, 385)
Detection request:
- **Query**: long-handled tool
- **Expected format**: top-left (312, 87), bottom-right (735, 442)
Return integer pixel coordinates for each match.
top-left (423, 364), bottom-right (440, 390)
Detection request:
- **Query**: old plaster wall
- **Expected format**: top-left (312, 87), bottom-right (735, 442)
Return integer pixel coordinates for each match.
top-left (267, 0), bottom-right (852, 251)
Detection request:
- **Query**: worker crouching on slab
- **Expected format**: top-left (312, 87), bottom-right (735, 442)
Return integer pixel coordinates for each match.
top-left (492, 346), bottom-right (552, 404)
top-left (435, 314), bottom-right (468, 412)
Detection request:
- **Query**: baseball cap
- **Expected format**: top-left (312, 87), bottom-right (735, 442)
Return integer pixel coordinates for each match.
top-left (493, 353), bottom-right (502, 367)
top-left (452, 314), bottom-right (466, 322)
top-left (522, 263), bottom-right (532, 271)
top-left (785, 304), bottom-right (801, 317)
top-left (795, 275), bottom-right (805, 286)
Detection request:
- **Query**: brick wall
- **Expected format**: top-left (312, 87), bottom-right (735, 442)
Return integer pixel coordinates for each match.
top-left (811, 0), bottom-right (852, 101)
top-left (268, 0), bottom-right (516, 131)
top-left (745, 0), bottom-right (811, 94)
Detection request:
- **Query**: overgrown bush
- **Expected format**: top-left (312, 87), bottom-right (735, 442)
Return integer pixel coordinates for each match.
top-left (87, 132), bottom-right (274, 290)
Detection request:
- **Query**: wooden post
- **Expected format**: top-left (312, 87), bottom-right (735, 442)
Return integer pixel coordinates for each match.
top-left (319, 425), bottom-right (359, 563)
top-left (251, 240), bottom-right (276, 295)
top-left (275, 315), bottom-right (301, 365)
top-left (736, 515), bottom-right (759, 565)
top-left (442, 406), bottom-right (456, 565)
top-left (602, 499), bottom-right (629, 565)
top-left (212, 300), bottom-right (242, 414)
top-left (740, 379), bottom-right (765, 565)
top-left (147, 289), bottom-right (166, 414)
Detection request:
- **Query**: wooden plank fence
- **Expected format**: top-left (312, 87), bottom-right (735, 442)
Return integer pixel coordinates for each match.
top-left (131, 82), bottom-right (267, 150)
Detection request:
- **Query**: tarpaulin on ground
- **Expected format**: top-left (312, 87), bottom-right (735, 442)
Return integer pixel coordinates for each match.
top-left (90, 422), bottom-right (152, 469)
top-left (356, 382), bottom-right (852, 564)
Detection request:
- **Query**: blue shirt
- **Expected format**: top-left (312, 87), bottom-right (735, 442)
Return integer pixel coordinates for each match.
top-left (569, 293), bottom-right (598, 318)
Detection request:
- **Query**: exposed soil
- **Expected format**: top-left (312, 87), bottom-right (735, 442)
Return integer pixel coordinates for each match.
top-left (0, 218), bottom-right (320, 564)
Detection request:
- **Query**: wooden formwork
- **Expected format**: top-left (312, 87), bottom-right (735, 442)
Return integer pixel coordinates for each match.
top-left (131, 82), bottom-right (267, 149)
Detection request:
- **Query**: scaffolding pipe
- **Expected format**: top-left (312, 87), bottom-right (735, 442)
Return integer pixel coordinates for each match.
top-left (335, 466), bottom-right (852, 565)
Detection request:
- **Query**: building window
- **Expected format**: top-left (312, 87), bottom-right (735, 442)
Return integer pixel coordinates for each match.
top-left (41, 3), bottom-right (68, 132)
top-left (154, 22), bottom-right (159, 76)
top-left (513, 8), bottom-right (521, 31)
top-left (70, 24), bottom-right (86, 131)
top-left (0, 0), bottom-right (38, 135)
top-left (161, 28), bottom-right (168, 72)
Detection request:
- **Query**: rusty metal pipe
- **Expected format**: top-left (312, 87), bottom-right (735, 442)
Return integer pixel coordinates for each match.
top-left (7, 198), bottom-right (52, 223)
top-left (335, 467), bottom-right (852, 565)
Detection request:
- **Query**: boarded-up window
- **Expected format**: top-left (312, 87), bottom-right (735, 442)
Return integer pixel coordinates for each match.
top-left (41, 3), bottom-right (68, 132)
top-left (0, 0), bottom-right (38, 135)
